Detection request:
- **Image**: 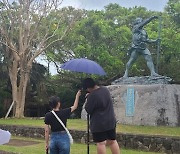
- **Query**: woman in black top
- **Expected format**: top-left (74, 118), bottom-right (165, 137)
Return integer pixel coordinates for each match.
top-left (44, 90), bottom-right (81, 154)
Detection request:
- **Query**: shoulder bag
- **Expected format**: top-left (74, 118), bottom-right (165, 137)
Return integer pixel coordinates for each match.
top-left (51, 110), bottom-right (73, 144)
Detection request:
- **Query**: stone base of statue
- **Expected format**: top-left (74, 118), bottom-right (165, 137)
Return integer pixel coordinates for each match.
top-left (112, 75), bottom-right (173, 85)
top-left (107, 83), bottom-right (180, 126)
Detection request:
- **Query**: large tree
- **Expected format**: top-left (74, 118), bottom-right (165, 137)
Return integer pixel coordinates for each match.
top-left (0, 0), bottom-right (77, 117)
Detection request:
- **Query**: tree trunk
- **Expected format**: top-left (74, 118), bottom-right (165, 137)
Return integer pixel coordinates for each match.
top-left (9, 60), bottom-right (18, 117)
top-left (9, 59), bottom-right (31, 118)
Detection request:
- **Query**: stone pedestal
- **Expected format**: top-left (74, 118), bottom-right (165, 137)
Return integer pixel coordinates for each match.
top-left (112, 76), bottom-right (172, 85)
top-left (107, 84), bottom-right (180, 126)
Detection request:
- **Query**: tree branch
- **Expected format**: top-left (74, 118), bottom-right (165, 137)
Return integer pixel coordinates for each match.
top-left (29, 13), bottom-right (76, 63)
top-left (0, 40), bottom-right (16, 53)
top-left (2, 0), bottom-right (14, 22)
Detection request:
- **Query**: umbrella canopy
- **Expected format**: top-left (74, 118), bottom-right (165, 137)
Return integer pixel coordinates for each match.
top-left (0, 129), bottom-right (11, 145)
top-left (60, 58), bottom-right (106, 76)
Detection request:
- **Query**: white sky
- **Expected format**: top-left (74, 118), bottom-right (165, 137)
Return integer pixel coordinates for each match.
top-left (38, 0), bottom-right (169, 75)
top-left (61, 0), bottom-right (169, 11)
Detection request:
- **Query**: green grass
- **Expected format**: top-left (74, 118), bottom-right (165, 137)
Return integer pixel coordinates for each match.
top-left (0, 118), bottom-right (44, 127)
top-left (0, 118), bottom-right (180, 137)
top-left (0, 136), bottom-right (159, 154)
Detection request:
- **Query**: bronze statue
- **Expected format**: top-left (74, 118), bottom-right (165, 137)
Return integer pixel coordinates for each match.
top-left (123, 16), bottom-right (160, 78)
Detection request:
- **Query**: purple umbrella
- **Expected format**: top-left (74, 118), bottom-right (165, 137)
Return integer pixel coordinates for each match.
top-left (60, 58), bottom-right (106, 76)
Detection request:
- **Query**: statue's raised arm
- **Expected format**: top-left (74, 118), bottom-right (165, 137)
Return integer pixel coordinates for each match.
top-left (135, 16), bottom-right (158, 29)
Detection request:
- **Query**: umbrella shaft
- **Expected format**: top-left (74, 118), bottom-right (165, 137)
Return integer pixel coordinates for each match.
top-left (87, 114), bottom-right (90, 154)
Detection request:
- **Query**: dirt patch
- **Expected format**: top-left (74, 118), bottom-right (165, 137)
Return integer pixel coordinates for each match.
top-left (5, 139), bottom-right (40, 147)
top-left (0, 150), bottom-right (16, 154)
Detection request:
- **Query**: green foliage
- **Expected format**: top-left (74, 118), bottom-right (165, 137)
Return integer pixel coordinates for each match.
top-left (0, 50), bottom-right (11, 117)
top-left (60, 7), bottom-right (133, 79)
top-left (165, 0), bottom-right (180, 26)
top-left (26, 63), bottom-right (48, 106)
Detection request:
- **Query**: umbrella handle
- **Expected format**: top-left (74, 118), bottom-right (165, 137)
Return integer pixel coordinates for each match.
top-left (87, 113), bottom-right (90, 154)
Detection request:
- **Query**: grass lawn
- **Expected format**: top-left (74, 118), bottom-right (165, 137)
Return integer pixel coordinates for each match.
top-left (0, 118), bottom-right (180, 137)
top-left (0, 136), bottom-right (159, 154)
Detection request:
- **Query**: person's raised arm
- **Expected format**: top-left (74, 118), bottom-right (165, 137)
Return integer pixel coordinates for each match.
top-left (71, 90), bottom-right (81, 112)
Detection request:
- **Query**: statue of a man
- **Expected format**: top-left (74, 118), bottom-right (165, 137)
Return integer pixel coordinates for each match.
top-left (123, 16), bottom-right (160, 78)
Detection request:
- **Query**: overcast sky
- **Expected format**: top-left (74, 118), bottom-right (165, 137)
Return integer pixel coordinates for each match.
top-left (61, 0), bottom-right (169, 12)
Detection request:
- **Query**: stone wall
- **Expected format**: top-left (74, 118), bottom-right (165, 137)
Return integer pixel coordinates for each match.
top-left (1, 125), bottom-right (180, 154)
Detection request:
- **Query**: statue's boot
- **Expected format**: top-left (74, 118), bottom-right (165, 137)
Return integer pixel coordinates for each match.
top-left (123, 70), bottom-right (128, 78)
top-left (151, 72), bottom-right (161, 77)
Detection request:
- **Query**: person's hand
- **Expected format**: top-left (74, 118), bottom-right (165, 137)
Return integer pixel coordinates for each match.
top-left (76, 90), bottom-right (81, 97)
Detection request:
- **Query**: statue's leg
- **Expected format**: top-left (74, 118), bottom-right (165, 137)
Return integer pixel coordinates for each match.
top-left (123, 50), bottom-right (137, 78)
top-left (144, 54), bottom-right (160, 76)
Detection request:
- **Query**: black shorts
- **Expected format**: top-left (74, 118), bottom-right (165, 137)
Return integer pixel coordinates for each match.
top-left (92, 128), bottom-right (116, 143)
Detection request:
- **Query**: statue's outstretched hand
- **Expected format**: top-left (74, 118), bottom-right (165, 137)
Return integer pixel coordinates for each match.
top-left (156, 38), bottom-right (161, 43)
top-left (152, 16), bottom-right (158, 19)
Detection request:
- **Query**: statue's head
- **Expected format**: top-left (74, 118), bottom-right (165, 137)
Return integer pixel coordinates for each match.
top-left (133, 17), bottom-right (143, 25)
